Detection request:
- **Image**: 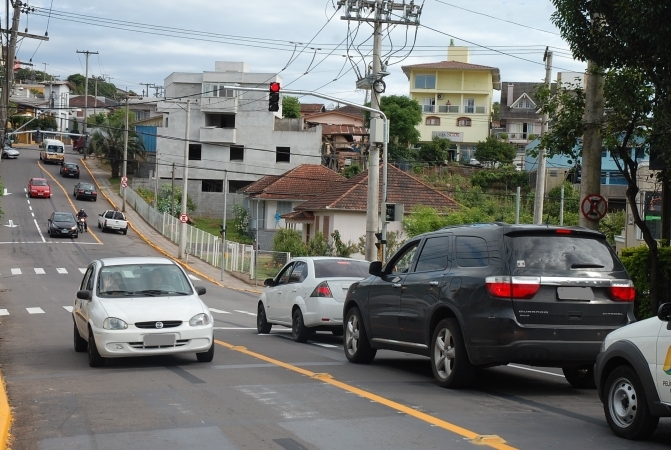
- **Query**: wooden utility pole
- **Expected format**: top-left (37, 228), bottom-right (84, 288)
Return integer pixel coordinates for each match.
top-left (579, 60), bottom-right (605, 230)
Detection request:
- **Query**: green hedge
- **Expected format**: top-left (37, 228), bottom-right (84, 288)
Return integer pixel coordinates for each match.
top-left (619, 245), bottom-right (671, 319)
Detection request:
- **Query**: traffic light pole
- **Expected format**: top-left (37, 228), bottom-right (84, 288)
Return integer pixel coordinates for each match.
top-left (222, 84), bottom-right (388, 260)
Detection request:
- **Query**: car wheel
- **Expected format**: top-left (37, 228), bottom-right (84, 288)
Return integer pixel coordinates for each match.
top-left (76, 174), bottom-right (80, 179)
top-left (94, 197), bottom-right (97, 202)
top-left (97, 222), bottom-right (101, 229)
top-left (604, 365), bottom-right (659, 440)
top-left (563, 366), bottom-right (597, 389)
top-left (122, 228), bottom-right (127, 235)
top-left (87, 330), bottom-right (105, 367)
top-left (74, 232), bottom-right (79, 239)
top-left (344, 306), bottom-right (376, 363)
top-left (292, 308), bottom-right (310, 343)
top-left (74, 324), bottom-right (88, 352)
top-left (332, 327), bottom-right (343, 336)
top-left (430, 318), bottom-right (476, 388)
top-left (257, 302), bottom-right (272, 334)
top-left (196, 342), bottom-right (215, 362)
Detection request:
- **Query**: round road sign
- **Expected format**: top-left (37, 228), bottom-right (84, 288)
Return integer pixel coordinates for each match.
top-left (179, 214), bottom-right (188, 223)
top-left (580, 194), bottom-right (608, 221)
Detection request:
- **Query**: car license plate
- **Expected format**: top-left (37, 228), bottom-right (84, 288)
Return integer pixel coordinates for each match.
top-left (38, 193), bottom-right (43, 196)
top-left (61, 230), bottom-right (69, 234)
top-left (557, 286), bottom-right (594, 301)
top-left (85, 191), bottom-right (91, 194)
top-left (144, 334), bottom-right (176, 346)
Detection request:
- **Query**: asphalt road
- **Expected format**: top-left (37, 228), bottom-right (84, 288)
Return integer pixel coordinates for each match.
top-left (0, 146), bottom-right (669, 450)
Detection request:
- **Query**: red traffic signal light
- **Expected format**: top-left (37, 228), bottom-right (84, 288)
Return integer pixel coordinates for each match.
top-left (268, 82), bottom-right (281, 112)
top-left (269, 82), bottom-right (281, 93)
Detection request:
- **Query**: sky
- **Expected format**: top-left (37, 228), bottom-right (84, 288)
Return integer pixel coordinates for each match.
top-left (9, 0), bottom-right (586, 105)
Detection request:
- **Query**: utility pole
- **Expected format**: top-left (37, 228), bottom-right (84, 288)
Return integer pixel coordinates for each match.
top-left (579, 59), bottom-right (605, 230)
top-left (171, 163), bottom-right (175, 216)
top-left (178, 99), bottom-right (191, 259)
top-left (153, 85), bottom-right (163, 98)
top-left (42, 62), bottom-right (48, 81)
top-left (339, 0), bottom-right (422, 261)
top-left (220, 170), bottom-right (228, 281)
top-left (76, 50), bottom-right (98, 159)
top-left (140, 82), bottom-right (154, 98)
top-left (533, 48), bottom-right (552, 224)
top-left (121, 95), bottom-right (129, 212)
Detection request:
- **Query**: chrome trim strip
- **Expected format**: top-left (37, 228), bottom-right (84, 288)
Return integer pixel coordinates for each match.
top-left (371, 338), bottom-right (428, 349)
top-left (539, 277), bottom-right (625, 286)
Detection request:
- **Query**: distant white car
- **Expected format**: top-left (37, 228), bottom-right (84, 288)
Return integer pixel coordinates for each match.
top-left (1, 146), bottom-right (19, 159)
top-left (256, 257), bottom-right (370, 342)
top-left (73, 257), bottom-right (214, 367)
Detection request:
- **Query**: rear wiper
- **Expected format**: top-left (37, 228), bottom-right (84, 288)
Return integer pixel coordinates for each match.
top-left (570, 263), bottom-right (605, 269)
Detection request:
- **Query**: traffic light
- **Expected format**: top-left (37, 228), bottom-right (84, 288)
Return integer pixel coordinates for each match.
top-left (374, 232), bottom-right (386, 250)
top-left (268, 82), bottom-right (280, 112)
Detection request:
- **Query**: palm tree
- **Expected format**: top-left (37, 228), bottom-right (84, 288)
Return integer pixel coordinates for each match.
top-left (89, 110), bottom-right (146, 178)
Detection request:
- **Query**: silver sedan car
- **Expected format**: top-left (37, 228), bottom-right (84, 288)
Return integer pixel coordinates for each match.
top-left (256, 257), bottom-right (370, 342)
top-left (1, 146), bottom-right (19, 159)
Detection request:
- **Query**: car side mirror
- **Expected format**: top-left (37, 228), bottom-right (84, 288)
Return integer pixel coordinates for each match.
top-left (369, 261), bottom-right (383, 277)
top-left (98, 213), bottom-right (103, 216)
top-left (76, 290), bottom-right (92, 301)
top-left (195, 286), bottom-right (206, 296)
top-left (658, 302), bottom-right (671, 322)
top-left (264, 278), bottom-right (275, 287)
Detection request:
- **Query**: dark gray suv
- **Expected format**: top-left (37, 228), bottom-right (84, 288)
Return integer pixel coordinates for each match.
top-left (343, 224), bottom-right (635, 388)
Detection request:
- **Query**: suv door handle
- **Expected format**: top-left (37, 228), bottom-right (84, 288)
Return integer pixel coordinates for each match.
top-left (392, 283), bottom-right (402, 288)
top-left (429, 281), bottom-right (440, 286)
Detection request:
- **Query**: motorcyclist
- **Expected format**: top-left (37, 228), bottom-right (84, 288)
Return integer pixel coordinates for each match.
top-left (76, 208), bottom-right (88, 232)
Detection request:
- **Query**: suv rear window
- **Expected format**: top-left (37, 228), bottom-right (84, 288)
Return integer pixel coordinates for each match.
top-left (510, 234), bottom-right (624, 274)
top-left (313, 260), bottom-right (369, 279)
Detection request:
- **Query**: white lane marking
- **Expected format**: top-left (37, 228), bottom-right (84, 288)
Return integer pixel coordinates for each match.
top-left (26, 200), bottom-right (30, 204)
top-left (213, 327), bottom-right (257, 330)
top-left (507, 364), bottom-right (566, 378)
top-left (57, 268), bottom-right (68, 274)
top-left (29, 206), bottom-right (32, 211)
top-left (209, 308), bottom-right (231, 314)
top-left (2, 189), bottom-right (9, 196)
top-left (31, 213), bottom-right (34, 217)
top-left (188, 274), bottom-right (200, 281)
top-left (0, 241), bottom-right (100, 245)
top-left (79, 268), bottom-right (86, 274)
top-left (234, 310), bottom-right (256, 316)
top-left (309, 342), bottom-right (339, 348)
top-left (10, 268), bottom-right (21, 275)
top-left (33, 219), bottom-right (46, 243)
top-left (34, 268), bottom-right (46, 274)
top-left (23, 188), bottom-right (26, 193)
top-left (0, 309), bottom-right (9, 316)
top-left (26, 307), bottom-right (45, 314)
top-left (62, 306), bottom-right (74, 313)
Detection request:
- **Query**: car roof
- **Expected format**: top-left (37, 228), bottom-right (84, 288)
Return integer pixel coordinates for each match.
top-left (410, 222), bottom-right (605, 239)
top-left (64, 162), bottom-right (78, 166)
top-left (30, 177), bottom-right (47, 181)
top-left (98, 257), bottom-right (176, 267)
top-left (53, 211), bottom-right (75, 217)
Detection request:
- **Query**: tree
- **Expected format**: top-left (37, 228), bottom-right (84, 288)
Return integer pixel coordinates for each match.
top-left (379, 95), bottom-right (422, 161)
top-left (342, 164), bottom-right (362, 179)
top-left (89, 109), bottom-right (146, 178)
top-left (470, 167), bottom-right (530, 192)
top-left (156, 184), bottom-right (196, 216)
top-left (417, 136), bottom-right (450, 165)
top-left (474, 136), bottom-right (516, 166)
top-left (282, 96), bottom-right (301, 119)
top-left (491, 101), bottom-right (500, 122)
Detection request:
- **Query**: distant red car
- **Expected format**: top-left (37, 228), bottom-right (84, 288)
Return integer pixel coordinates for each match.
top-left (28, 177), bottom-right (51, 198)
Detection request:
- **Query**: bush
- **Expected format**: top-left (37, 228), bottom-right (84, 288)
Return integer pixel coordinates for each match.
top-left (306, 232), bottom-right (332, 256)
top-left (273, 229), bottom-right (307, 256)
top-left (619, 245), bottom-right (671, 320)
top-left (231, 204), bottom-right (250, 233)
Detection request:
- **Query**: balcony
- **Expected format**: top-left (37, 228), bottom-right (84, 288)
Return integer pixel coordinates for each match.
top-left (200, 127), bottom-right (236, 144)
top-left (200, 96), bottom-right (237, 113)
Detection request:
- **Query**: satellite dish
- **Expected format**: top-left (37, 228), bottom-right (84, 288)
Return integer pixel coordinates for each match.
top-left (326, 103), bottom-right (336, 111)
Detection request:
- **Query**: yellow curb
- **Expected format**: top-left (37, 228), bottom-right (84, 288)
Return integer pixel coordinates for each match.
top-left (215, 339), bottom-right (518, 450)
top-left (79, 159), bottom-right (263, 295)
top-left (0, 368), bottom-right (11, 449)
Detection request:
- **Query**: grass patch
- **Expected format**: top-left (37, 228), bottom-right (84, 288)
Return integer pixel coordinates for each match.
top-left (190, 217), bottom-right (253, 244)
top-left (109, 177), bottom-right (120, 194)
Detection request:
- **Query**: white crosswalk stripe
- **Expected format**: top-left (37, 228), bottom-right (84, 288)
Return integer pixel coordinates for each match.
top-left (34, 268), bottom-right (45, 274)
top-left (10, 268), bottom-right (21, 275)
top-left (79, 268), bottom-right (86, 274)
top-left (234, 310), bottom-right (256, 316)
top-left (188, 274), bottom-right (200, 281)
top-left (209, 308), bottom-right (231, 314)
top-left (57, 268), bottom-right (68, 274)
top-left (62, 306), bottom-right (73, 313)
top-left (26, 307), bottom-right (45, 314)
top-left (0, 306), bottom-right (258, 319)
top-left (0, 309), bottom-right (8, 316)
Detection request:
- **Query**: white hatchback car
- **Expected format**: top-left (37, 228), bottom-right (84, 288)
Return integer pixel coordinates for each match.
top-left (256, 257), bottom-right (370, 342)
top-left (595, 303), bottom-right (671, 440)
top-left (73, 257), bottom-right (214, 367)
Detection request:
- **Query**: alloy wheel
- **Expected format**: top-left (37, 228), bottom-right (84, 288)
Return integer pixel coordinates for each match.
top-left (433, 327), bottom-right (456, 380)
top-left (345, 314), bottom-right (360, 356)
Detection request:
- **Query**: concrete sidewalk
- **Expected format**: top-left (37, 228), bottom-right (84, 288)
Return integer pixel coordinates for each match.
top-left (79, 157), bottom-right (263, 295)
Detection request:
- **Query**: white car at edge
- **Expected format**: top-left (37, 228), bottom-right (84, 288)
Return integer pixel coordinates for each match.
top-left (256, 257), bottom-right (370, 342)
top-left (595, 302), bottom-right (671, 440)
top-left (73, 256), bottom-right (214, 367)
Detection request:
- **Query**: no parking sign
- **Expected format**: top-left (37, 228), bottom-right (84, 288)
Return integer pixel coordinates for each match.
top-left (580, 194), bottom-right (608, 221)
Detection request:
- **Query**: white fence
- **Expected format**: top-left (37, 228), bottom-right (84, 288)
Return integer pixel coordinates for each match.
top-left (125, 187), bottom-right (290, 280)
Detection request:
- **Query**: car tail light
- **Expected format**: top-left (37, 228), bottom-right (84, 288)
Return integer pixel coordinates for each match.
top-left (486, 276), bottom-right (541, 299)
top-left (609, 280), bottom-right (635, 301)
top-left (310, 281), bottom-right (333, 298)
top-left (556, 229), bottom-right (572, 234)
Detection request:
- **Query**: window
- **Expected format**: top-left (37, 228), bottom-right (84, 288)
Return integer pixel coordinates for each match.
top-left (81, 266), bottom-right (94, 291)
top-left (202, 179), bottom-right (223, 192)
top-left (276, 146), bottom-right (290, 163)
top-left (389, 242), bottom-right (420, 274)
top-left (456, 236), bottom-right (488, 267)
top-left (203, 84), bottom-right (235, 98)
top-left (188, 144), bottom-right (202, 160)
top-left (514, 98), bottom-right (534, 109)
top-left (230, 145), bottom-right (244, 161)
top-left (277, 201), bottom-right (292, 215)
top-left (104, 211), bottom-right (114, 219)
top-left (422, 98), bottom-right (435, 113)
top-left (464, 98), bottom-right (475, 114)
top-left (288, 261), bottom-right (307, 283)
top-left (228, 180), bottom-right (253, 193)
top-left (205, 114), bottom-right (235, 128)
top-left (314, 259), bottom-right (369, 278)
top-left (426, 116), bottom-right (440, 126)
top-left (414, 75), bottom-right (436, 89)
top-left (276, 263), bottom-right (294, 285)
top-left (415, 236), bottom-right (450, 272)
top-left (456, 117), bottom-right (471, 127)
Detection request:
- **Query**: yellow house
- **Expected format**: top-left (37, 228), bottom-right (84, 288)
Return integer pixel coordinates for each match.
top-left (402, 44), bottom-right (500, 162)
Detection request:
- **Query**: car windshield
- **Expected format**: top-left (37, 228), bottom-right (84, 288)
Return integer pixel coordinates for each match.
top-left (313, 259), bottom-right (370, 278)
top-left (47, 145), bottom-right (64, 153)
top-left (54, 214), bottom-right (74, 222)
top-left (65, 164), bottom-right (77, 168)
top-left (32, 179), bottom-right (47, 186)
top-left (97, 264), bottom-right (193, 297)
top-left (509, 234), bottom-right (624, 274)
top-left (79, 184), bottom-right (94, 190)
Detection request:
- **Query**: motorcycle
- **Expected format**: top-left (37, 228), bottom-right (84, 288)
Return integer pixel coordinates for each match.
top-left (77, 217), bottom-right (87, 233)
